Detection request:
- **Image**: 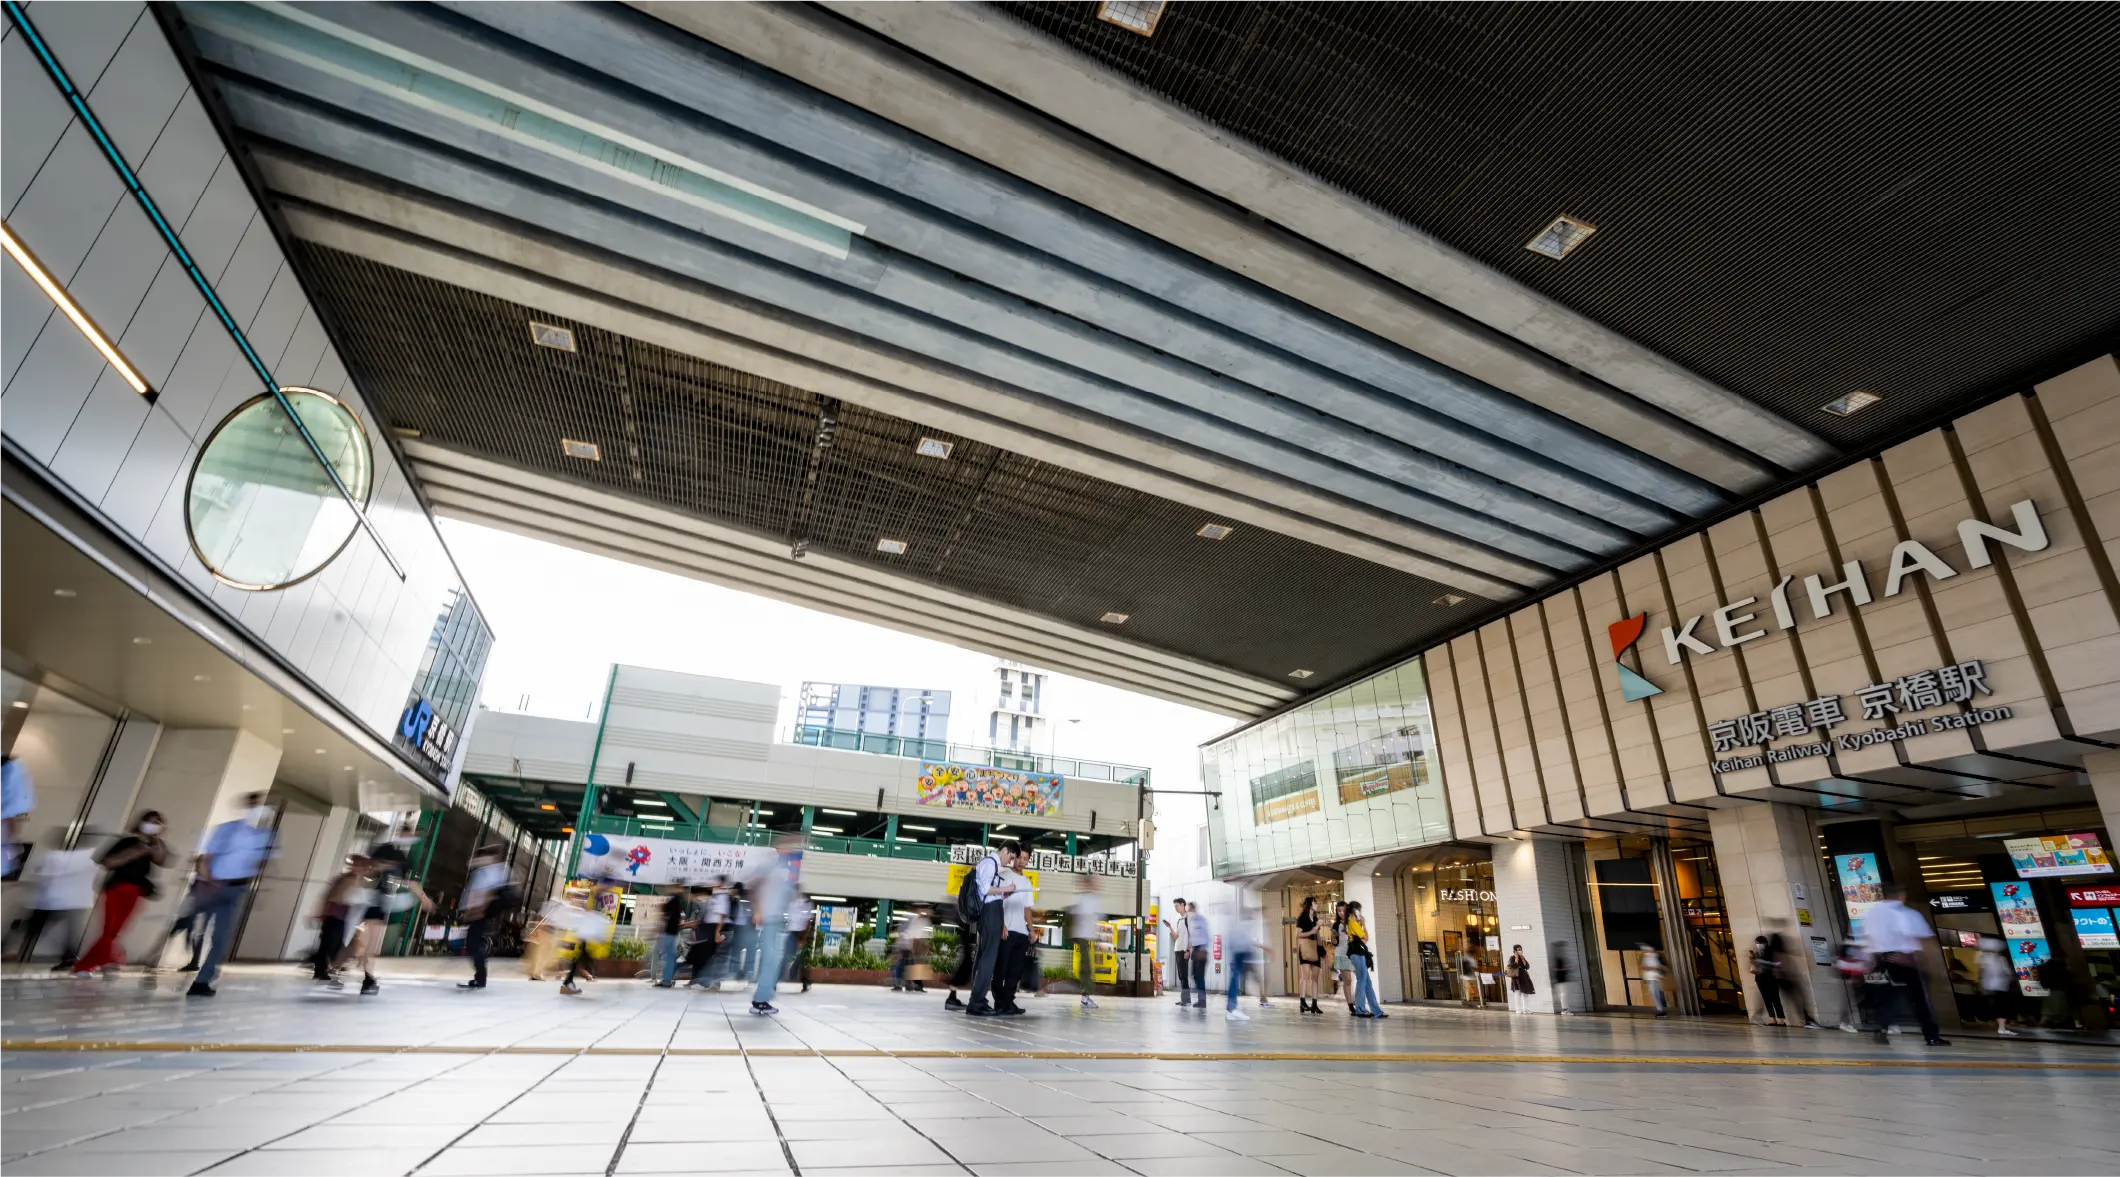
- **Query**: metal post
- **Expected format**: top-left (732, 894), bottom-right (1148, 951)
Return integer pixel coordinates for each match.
top-left (1132, 777), bottom-right (1147, 995)
top-left (566, 665), bottom-right (619, 877)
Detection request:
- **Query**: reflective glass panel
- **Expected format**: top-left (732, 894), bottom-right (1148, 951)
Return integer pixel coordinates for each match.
top-left (187, 389), bottom-right (371, 589)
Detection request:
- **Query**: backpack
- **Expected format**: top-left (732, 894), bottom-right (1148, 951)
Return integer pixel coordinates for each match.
top-left (954, 855), bottom-right (992, 927)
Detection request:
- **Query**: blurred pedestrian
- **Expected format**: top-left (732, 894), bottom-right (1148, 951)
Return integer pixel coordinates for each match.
top-left (1329, 901), bottom-right (1355, 1012)
top-left (1165, 898), bottom-right (1193, 1006)
top-left (1, 754), bottom-right (32, 880)
top-left (962, 840), bottom-right (1020, 1018)
top-left (685, 884), bottom-right (720, 987)
top-left (1832, 939), bottom-right (1875, 1032)
top-left (1750, 934), bottom-right (1787, 1025)
top-left (18, 828), bottom-right (96, 969)
top-left (1640, 944), bottom-right (1668, 1017)
top-left (1865, 883), bottom-right (1949, 1046)
top-left (652, 883), bottom-right (688, 988)
top-left (309, 855), bottom-right (371, 985)
top-left (188, 793), bottom-right (279, 998)
top-left (164, 870), bottom-right (212, 972)
top-left (1068, 878), bottom-right (1101, 1009)
top-left (787, 892), bottom-right (814, 993)
top-left (1346, 900), bottom-right (1386, 1018)
top-left (335, 819), bottom-right (430, 997)
top-left (1550, 940), bottom-right (1578, 1015)
top-left (459, 845), bottom-right (512, 990)
top-left (893, 905), bottom-right (932, 992)
top-left (1977, 935), bottom-right (2018, 1036)
top-left (1507, 944), bottom-right (1536, 1014)
top-left (1225, 892), bottom-right (1267, 1021)
top-left (995, 844), bottom-right (1033, 1015)
top-left (73, 811), bottom-right (171, 975)
top-left (1184, 899), bottom-right (1211, 1010)
top-left (748, 840), bottom-right (802, 1016)
top-left (1294, 896), bottom-right (1323, 1015)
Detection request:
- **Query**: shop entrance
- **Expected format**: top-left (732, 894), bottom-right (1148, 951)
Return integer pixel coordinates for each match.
top-left (1394, 846), bottom-right (1502, 1005)
top-left (1276, 874), bottom-right (1341, 998)
top-left (1581, 835), bottom-right (1743, 1015)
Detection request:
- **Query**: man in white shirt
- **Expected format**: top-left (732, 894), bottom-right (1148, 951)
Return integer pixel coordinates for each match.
top-left (964, 840), bottom-right (1022, 1017)
top-left (1068, 876), bottom-right (1102, 1010)
top-left (996, 847), bottom-right (1035, 1015)
top-left (20, 832), bottom-right (95, 969)
top-left (1185, 903), bottom-right (1212, 1009)
top-left (1165, 899), bottom-right (1193, 1005)
top-left (1864, 884), bottom-right (1948, 1046)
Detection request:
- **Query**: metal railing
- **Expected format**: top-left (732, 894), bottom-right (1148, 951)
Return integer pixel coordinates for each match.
top-left (582, 815), bottom-right (952, 863)
top-left (788, 725), bottom-right (1150, 785)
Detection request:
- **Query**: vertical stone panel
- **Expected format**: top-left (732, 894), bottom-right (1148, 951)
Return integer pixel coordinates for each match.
top-left (1875, 433), bottom-right (1981, 766)
top-left (1549, 590), bottom-right (1626, 822)
top-left (1480, 622), bottom-right (1537, 830)
top-left (1808, 465), bottom-right (1897, 776)
top-left (1648, 535), bottom-right (1719, 805)
top-left (1426, 647), bottom-right (1486, 841)
top-left (2034, 357), bottom-right (2120, 737)
top-left (1602, 564), bottom-right (1672, 811)
top-left (1512, 605), bottom-right (1584, 825)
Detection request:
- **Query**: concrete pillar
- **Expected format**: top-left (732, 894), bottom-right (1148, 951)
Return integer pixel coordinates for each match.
top-left (78, 717), bottom-right (162, 837)
top-left (1492, 837), bottom-right (1590, 1013)
top-left (1708, 803), bottom-right (1849, 1027)
top-left (125, 729), bottom-right (283, 966)
top-left (1342, 856), bottom-right (1405, 1003)
top-left (2089, 752), bottom-right (2120, 838)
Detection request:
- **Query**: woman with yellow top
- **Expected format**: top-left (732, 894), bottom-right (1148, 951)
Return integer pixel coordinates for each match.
top-left (1345, 900), bottom-right (1387, 1018)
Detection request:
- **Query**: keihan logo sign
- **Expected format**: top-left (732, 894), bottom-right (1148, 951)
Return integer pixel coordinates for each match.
top-left (1608, 499), bottom-right (2049, 696)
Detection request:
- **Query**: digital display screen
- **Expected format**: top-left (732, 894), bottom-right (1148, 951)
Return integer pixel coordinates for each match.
top-left (2073, 908), bottom-right (2119, 950)
top-left (2004, 832), bottom-right (2114, 879)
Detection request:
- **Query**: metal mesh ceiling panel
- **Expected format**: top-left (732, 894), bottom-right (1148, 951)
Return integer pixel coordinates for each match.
top-left (299, 245), bottom-right (1480, 687)
top-left (1001, 1), bottom-right (2120, 448)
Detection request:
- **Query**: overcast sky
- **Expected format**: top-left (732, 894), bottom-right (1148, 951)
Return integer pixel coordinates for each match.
top-left (440, 519), bottom-right (1239, 807)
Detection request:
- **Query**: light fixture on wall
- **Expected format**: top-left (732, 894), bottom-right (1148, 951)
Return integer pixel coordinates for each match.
top-left (1, 222), bottom-right (154, 401)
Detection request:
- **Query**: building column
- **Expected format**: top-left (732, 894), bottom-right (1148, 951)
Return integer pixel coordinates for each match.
top-left (125, 729), bottom-right (283, 967)
top-left (1491, 838), bottom-right (1591, 1013)
top-left (1342, 856), bottom-right (1405, 1003)
top-left (2090, 752), bottom-right (2120, 840)
top-left (1708, 803), bottom-right (1850, 1027)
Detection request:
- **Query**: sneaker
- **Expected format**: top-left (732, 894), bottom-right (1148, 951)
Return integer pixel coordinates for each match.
top-left (1996, 1027), bottom-right (2020, 1036)
top-left (359, 977), bottom-right (380, 997)
top-left (1080, 997), bottom-right (1097, 1009)
top-left (1176, 997), bottom-right (1192, 1006)
top-left (1924, 1037), bottom-right (1951, 1046)
top-left (655, 982), bottom-right (674, 989)
top-left (186, 983), bottom-right (215, 997)
top-left (1259, 998), bottom-right (1271, 1007)
top-left (459, 981), bottom-right (485, 990)
top-left (178, 962), bottom-right (199, 973)
top-left (1226, 1008), bottom-right (1251, 1022)
top-left (999, 1007), bottom-right (1028, 1017)
top-left (966, 1006), bottom-right (997, 1017)
top-left (315, 975), bottom-right (343, 990)
top-left (945, 993), bottom-right (966, 1010)
top-left (1373, 1011), bottom-right (1391, 1019)
top-left (1192, 1000), bottom-right (1208, 1008)
top-left (560, 982), bottom-right (582, 996)
top-left (1837, 1022), bottom-right (1858, 1033)
top-left (751, 1002), bottom-right (777, 1016)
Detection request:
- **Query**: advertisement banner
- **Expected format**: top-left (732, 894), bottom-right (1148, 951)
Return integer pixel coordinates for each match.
top-left (2072, 908), bottom-right (2118, 950)
top-left (1990, 880), bottom-right (2052, 996)
top-left (2066, 885), bottom-right (2120, 908)
top-left (1834, 853), bottom-right (1884, 938)
top-left (2003, 831), bottom-right (2114, 879)
top-left (916, 761), bottom-right (1064, 817)
top-left (1254, 790), bottom-right (1322, 824)
top-left (577, 832), bottom-right (773, 886)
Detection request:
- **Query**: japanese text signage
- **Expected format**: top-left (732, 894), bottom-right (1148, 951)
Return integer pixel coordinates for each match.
top-left (949, 843), bottom-right (1136, 879)
top-left (397, 695), bottom-right (458, 772)
top-left (1708, 659), bottom-right (2013, 773)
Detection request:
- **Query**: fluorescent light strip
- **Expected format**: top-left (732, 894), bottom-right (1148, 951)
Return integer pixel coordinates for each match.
top-left (0, 223), bottom-right (151, 400)
top-left (2, 0), bottom-right (404, 580)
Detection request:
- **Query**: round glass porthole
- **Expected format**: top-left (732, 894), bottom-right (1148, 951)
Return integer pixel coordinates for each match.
top-left (186, 387), bottom-right (372, 590)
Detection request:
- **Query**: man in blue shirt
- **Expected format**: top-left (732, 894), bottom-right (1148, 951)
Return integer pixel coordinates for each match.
top-left (186, 793), bottom-right (277, 997)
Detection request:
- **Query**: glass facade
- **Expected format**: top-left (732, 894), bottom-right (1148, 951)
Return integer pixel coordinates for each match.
top-left (395, 588), bottom-right (494, 782)
top-left (1203, 659), bottom-right (1450, 877)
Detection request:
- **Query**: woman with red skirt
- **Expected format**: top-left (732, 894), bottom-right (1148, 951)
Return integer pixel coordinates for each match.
top-left (73, 811), bottom-right (170, 974)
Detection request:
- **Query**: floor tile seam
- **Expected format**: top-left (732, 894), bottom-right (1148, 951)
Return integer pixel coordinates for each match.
top-left (398, 1048), bottom-right (591, 1177)
top-left (601, 1014), bottom-right (680, 1177)
top-left (726, 1004), bottom-right (803, 1176)
top-left (803, 1035), bottom-right (977, 1177)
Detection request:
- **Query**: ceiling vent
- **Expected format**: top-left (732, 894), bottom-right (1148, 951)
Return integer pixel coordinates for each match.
top-left (1096, 0), bottom-right (1168, 36)
top-left (1288, 668), bottom-right (1315, 679)
top-left (1524, 214), bottom-right (1596, 260)
top-left (529, 321), bottom-right (577, 352)
top-left (1100, 611), bottom-right (1131, 625)
top-left (876, 538), bottom-right (909, 555)
top-left (915, 436), bottom-right (954, 459)
top-left (560, 438), bottom-right (601, 460)
top-left (1434, 593), bottom-right (1467, 607)
top-left (1195, 522), bottom-right (1235, 540)
top-left (1819, 389), bottom-right (1883, 417)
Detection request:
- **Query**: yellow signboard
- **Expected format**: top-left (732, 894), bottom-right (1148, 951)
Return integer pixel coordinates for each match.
top-left (944, 863), bottom-right (1041, 899)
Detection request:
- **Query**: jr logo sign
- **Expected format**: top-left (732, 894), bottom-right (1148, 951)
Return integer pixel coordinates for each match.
top-left (1607, 614), bottom-right (1663, 702)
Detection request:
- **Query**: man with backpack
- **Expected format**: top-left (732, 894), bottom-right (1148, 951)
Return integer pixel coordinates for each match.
top-left (458, 844), bottom-right (514, 990)
top-left (958, 840), bottom-right (1023, 1018)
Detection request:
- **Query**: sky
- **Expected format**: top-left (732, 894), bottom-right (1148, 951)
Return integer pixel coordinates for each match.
top-left (439, 520), bottom-right (1239, 814)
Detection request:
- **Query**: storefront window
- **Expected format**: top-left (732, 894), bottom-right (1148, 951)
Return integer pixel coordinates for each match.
top-left (1581, 835), bottom-right (1742, 1014)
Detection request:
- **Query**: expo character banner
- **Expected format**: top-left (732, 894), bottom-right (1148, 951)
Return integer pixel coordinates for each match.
top-left (1990, 881), bottom-right (2052, 996)
top-left (916, 761), bottom-right (1064, 817)
top-left (578, 832), bottom-right (774, 886)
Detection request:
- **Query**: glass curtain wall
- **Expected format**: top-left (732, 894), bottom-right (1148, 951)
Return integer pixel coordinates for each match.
top-left (1203, 660), bottom-right (1450, 878)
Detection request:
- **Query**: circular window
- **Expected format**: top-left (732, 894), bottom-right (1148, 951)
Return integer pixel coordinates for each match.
top-left (186, 387), bottom-right (372, 590)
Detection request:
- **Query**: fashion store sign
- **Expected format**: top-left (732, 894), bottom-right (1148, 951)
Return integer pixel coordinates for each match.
top-left (1623, 499), bottom-right (2050, 671)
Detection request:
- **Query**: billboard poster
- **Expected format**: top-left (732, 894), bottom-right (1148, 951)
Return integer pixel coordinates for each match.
top-left (1834, 853), bottom-right (1884, 938)
top-left (915, 761), bottom-right (1064, 817)
top-left (577, 832), bottom-right (773, 886)
top-left (1990, 880), bottom-right (2051, 996)
top-left (2073, 907), bottom-right (2119, 950)
top-left (2003, 831), bottom-right (2114, 879)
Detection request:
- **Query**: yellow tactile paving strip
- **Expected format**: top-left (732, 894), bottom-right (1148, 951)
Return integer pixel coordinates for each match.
top-left (6, 1040), bottom-right (2114, 1069)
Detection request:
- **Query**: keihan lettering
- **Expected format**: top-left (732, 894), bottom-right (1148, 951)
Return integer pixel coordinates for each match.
top-left (1660, 499), bottom-right (2047, 665)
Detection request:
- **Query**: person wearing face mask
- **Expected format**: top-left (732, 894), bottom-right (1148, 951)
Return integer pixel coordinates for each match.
top-left (71, 812), bottom-right (172, 975)
top-left (187, 794), bottom-right (279, 997)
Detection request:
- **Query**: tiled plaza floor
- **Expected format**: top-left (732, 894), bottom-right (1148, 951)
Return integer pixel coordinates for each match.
top-left (3, 963), bottom-right (2114, 1176)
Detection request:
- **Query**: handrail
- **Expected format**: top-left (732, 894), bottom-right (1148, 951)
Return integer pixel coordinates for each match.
top-left (582, 815), bottom-right (951, 861)
top-left (788, 725), bottom-right (1150, 785)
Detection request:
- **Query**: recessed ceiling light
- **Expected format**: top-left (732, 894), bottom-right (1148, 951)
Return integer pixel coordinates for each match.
top-left (635, 798), bottom-right (668, 807)
top-left (393, 426), bottom-right (422, 439)
top-left (241, 704), bottom-right (254, 711)
top-left (1096, 0), bottom-right (1168, 35)
top-left (282, 728), bottom-right (296, 734)
top-left (1525, 214), bottom-right (1597, 260)
top-left (1195, 523), bottom-right (1234, 541)
top-left (52, 588), bottom-right (76, 598)
top-left (131, 637), bottom-right (151, 645)
top-left (343, 765), bottom-right (354, 771)
top-left (314, 748), bottom-right (327, 754)
top-left (9, 701), bottom-right (27, 710)
top-left (1434, 594), bottom-right (1467, 607)
top-left (561, 438), bottom-right (601, 461)
top-left (823, 808), bottom-right (858, 816)
top-left (1100, 611), bottom-right (1130, 625)
top-left (1820, 390), bottom-right (1883, 417)
top-left (193, 674), bottom-right (211, 683)
top-left (876, 538), bottom-right (909, 555)
top-left (529, 321), bottom-right (578, 352)
top-left (561, 826), bottom-right (574, 834)
top-left (540, 803), bottom-right (557, 811)
top-left (1288, 668), bottom-right (1315, 679)
top-left (916, 437), bottom-right (954, 459)
top-left (811, 826), bottom-right (843, 834)
top-left (904, 824), bottom-right (936, 832)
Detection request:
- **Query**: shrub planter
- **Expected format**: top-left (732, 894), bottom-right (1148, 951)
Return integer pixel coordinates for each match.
top-left (804, 967), bottom-right (892, 986)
